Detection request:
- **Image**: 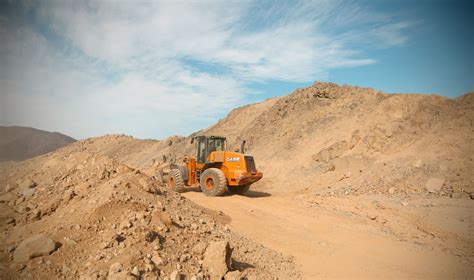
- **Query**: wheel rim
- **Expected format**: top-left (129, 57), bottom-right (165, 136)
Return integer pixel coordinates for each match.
top-left (205, 177), bottom-right (215, 190)
top-left (169, 176), bottom-right (175, 191)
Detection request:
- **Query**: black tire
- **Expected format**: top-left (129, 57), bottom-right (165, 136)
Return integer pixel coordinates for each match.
top-left (168, 169), bottom-right (185, 193)
top-left (200, 168), bottom-right (227, 196)
top-left (229, 185), bottom-right (250, 195)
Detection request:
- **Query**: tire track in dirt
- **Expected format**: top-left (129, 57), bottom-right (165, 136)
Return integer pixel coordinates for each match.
top-left (183, 191), bottom-right (474, 279)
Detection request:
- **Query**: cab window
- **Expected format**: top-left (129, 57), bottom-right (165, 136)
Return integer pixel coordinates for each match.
top-left (197, 141), bottom-right (206, 163)
top-left (209, 139), bottom-right (224, 152)
top-left (215, 139), bottom-right (224, 151)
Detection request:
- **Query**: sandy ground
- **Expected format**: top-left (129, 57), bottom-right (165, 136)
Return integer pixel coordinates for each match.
top-left (183, 189), bottom-right (474, 279)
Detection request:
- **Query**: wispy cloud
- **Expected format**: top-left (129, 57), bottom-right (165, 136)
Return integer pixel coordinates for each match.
top-left (0, 0), bottom-right (412, 139)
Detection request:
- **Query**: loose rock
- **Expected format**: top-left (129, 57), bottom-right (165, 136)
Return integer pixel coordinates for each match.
top-left (413, 159), bottom-right (423, 168)
top-left (192, 242), bottom-right (208, 255)
top-left (450, 193), bottom-right (463, 199)
top-left (19, 187), bottom-right (36, 197)
top-left (225, 270), bottom-right (243, 280)
top-left (151, 254), bottom-right (164, 266)
top-left (109, 262), bottom-right (123, 274)
top-left (425, 178), bottom-right (444, 193)
top-left (130, 266), bottom-right (140, 277)
top-left (203, 241), bottom-right (232, 280)
top-left (19, 179), bottom-right (37, 189)
top-left (13, 234), bottom-right (57, 262)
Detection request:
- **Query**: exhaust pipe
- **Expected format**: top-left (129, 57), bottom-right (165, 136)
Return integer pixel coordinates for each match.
top-left (240, 140), bottom-right (246, 154)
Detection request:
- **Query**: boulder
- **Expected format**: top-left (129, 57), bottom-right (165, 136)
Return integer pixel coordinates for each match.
top-left (120, 219), bottom-right (133, 230)
top-left (426, 178), bottom-right (444, 193)
top-left (116, 164), bottom-right (132, 174)
top-left (130, 266), bottom-right (140, 277)
top-left (19, 179), bottom-right (37, 189)
top-left (151, 254), bottom-right (164, 266)
top-left (450, 193), bottom-right (463, 199)
top-left (225, 270), bottom-right (243, 280)
top-left (439, 164), bottom-right (448, 171)
top-left (19, 187), bottom-right (36, 197)
top-left (139, 177), bottom-right (155, 193)
top-left (313, 141), bottom-right (348, 163)
top-left (13, 234), bottom-right (57, 262)
top-left (192, 242), bottom-right (208, 255)
top-left (328, 140), bottom-right (348, 159)
top-left (63, 189), bottom-right (77, 201)
top-left (109, 262), bottom-right (123, 274)
top-left (412, 159), bottom-right (423, 168)
top-left (203, 241), bottom-right (232, 280)
top-left (151, 210), bottom-right (173, 228)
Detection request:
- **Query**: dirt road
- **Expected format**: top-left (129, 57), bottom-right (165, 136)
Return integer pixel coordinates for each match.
top-left (183, 189), bottom-right (474, 279)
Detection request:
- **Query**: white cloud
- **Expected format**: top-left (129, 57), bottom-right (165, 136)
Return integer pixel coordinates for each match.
top-left (1, 0), bottom-right (411, 139)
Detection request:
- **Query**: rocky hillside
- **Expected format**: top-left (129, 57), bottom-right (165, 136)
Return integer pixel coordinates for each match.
top-left (0, 126), bottom-right (76, 162)
top-left (72, 82), bottom-right (474, 197)
top-left (202, 82), bottom-right (474, 196)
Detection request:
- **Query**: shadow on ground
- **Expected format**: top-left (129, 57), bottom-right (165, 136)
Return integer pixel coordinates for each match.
top-left (238, 190), bottom-right (272, 198)
top-left (232, 259), bottom-right (255, 270)
top-left (182, 187), bottom-right (271, 198)
top-left (184, 187), bottom-right (272, 198)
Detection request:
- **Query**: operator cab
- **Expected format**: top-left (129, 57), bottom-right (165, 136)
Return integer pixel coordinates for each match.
top-left (195, 136), bottom-right (226, 163)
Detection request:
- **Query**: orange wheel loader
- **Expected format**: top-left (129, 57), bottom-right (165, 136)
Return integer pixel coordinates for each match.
top-left (167, 136), bottom-right (263, 196)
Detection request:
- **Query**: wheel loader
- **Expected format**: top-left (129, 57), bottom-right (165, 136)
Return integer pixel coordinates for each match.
top-left (167, 135), bottom-right (263, 196)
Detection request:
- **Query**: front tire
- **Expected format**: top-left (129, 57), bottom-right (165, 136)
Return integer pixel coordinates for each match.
top-left (200, 168), bottom-right (227, 196)
top-left (228, 185), bottom-right (250, 195)
top-left (168, 169), bottom-right (185, 193)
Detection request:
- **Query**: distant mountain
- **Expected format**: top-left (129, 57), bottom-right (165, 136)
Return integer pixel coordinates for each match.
top-left (0, 126), bottom-right (76, 161)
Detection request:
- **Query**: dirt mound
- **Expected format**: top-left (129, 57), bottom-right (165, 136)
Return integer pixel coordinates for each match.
top-left (191, 82), bottom-right (472, 197)
top-left (0, 126), bottom-right (76, 162)
top-left (80, 83), bottom-right (473, 198)
top-left (0, 142), bottom-right (299, 279)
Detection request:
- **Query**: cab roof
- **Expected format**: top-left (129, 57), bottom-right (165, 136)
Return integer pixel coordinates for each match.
top-left (194, 135), bottom-right (226, 140)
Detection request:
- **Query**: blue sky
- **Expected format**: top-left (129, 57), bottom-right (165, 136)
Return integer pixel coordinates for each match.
top-left (1, 0), bottom-right (472, 139)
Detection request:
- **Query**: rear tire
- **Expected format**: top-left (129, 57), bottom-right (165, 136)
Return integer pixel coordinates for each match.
top-left (168, 169), bottom-right (185, 193)
top-left (200, 168), bottom-right (227, 196)
top-left (229, 185), bottom-right (250, 195)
